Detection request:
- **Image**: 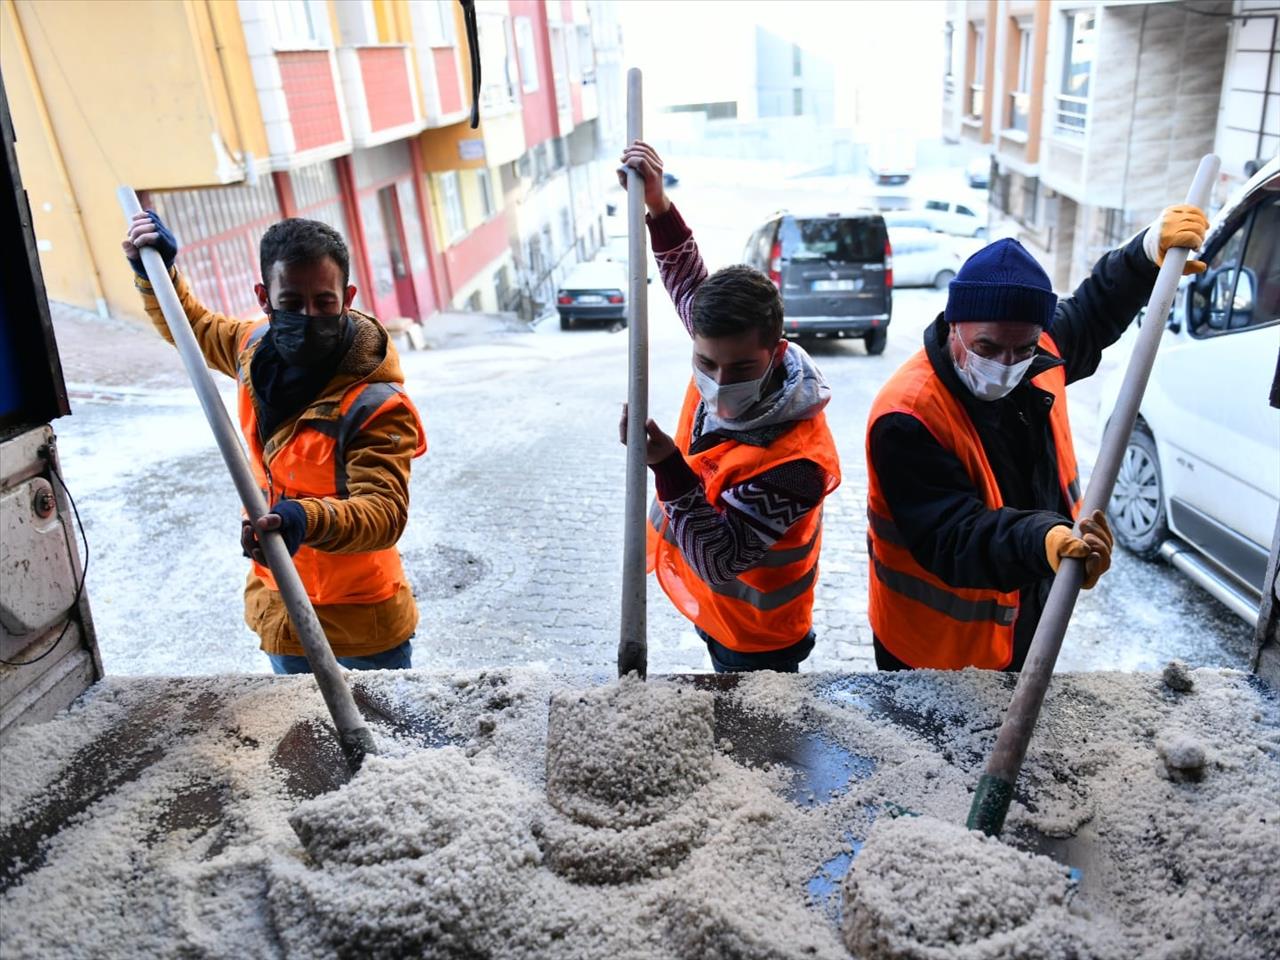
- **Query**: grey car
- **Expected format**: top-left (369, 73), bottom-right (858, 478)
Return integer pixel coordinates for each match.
top-left (743, 212), bottom-right (893, 354)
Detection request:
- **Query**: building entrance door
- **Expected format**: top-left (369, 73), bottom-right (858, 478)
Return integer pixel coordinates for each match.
top-left (378, 184), bottom-right (419, 320)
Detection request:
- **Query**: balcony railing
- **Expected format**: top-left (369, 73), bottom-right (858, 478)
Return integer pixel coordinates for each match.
top-left (1053, 94), bottom-right (1088, 137)
top-left (1008, 91), bottom-right (1030, 133)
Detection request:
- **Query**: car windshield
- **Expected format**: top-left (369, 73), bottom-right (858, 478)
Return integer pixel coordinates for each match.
top-left (781, 218), bottom-right (883, 262)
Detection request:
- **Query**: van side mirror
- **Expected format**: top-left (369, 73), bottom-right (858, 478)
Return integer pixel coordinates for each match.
top-left (1193, 266), bottom-right (1255, 333)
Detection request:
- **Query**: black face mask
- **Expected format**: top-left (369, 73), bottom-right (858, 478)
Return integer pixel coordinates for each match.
top-left (268, 307), bottom-right (347, 367)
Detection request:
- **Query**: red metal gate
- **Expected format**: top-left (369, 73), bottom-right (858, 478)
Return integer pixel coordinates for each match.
top-left (144, 178), bottom-right (283, 320)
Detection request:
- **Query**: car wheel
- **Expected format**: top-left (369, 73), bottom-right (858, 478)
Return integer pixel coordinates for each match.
top-left (864, 328), bottom-right (888, 356)
top-left (974, 227), bottom-right (988, 239)
top-left (1108, 425), bottom-right (1168, 560)
top-left (933, 270), bottom-right (956, 290)
top-left (560, 315), bottom-right (571, 331)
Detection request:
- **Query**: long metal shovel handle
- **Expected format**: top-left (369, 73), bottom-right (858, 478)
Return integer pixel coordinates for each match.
top-left (967, 155), bottom-right (1220, 836)
top-left (617, 67), bottom-right (649, 679)
top-left (117, 188), bottom-right (375, 769)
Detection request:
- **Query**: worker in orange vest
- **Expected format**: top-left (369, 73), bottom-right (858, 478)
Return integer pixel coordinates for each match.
top-left (124, 212), bottom-right (426, 674)
top-left (618, 141), bottom-right (841, 673)
top-left (866, 207), bottom-right (1208, 671)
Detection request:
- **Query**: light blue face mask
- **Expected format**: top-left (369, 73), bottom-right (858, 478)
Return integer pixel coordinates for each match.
top-left (693, 354), bottom-right (777, 420)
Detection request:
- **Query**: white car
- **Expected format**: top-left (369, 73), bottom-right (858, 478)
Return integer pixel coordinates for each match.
top-left (1101, 158), bottom-right (1279, 625)
top-left (967, 156), bottom-right (991, 189)
top-left (919, 199), bottom-right (988, 238)
top-left (887, 228), bottom-right (967, 289)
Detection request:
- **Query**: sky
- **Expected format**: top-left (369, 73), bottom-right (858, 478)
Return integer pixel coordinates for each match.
top-left (613, 0), bottom-right (948, 139)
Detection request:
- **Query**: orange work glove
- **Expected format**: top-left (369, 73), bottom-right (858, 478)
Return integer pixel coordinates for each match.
top-left (1044, 510), bottom-right (1114, 590)
top-left (1142, 204), bottom-right (1209, 275)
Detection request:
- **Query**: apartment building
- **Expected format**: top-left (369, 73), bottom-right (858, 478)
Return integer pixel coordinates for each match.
top-left (942, 0), bottom-right (1273, 292)
top-left (1, 0), bottom-right (615, 326)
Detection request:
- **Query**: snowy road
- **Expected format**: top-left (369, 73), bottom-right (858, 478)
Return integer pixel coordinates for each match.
top-left (47, 163), bottom-right (1254, 676)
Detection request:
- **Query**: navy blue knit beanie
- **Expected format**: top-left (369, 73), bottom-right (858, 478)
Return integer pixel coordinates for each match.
top-left (945, 238), bottom-right (1056, 327)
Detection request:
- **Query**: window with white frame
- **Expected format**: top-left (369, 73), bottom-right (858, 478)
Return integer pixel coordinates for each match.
top-left (566, 22), bottom-right (581, 82)
top-left (1008, 23), bottom-right (1033, 133)
top-left (967, 23), bottom-right (985, 119)
top-left (943, 23), bottom-right (954, 86)
top-left (419, 0), bottom-right (457, 46)
top-left (440, 171), bottom-right (466, 241)
top-left (478, 13), bottom-right (518, 109)
top-left (515, 17), bottom-right (539, 93)
top-left (1057, 11), bottom-right (1094, 136)
top-left (477, 168), bottom-right (495, 220)
top-left (271, 0), bottom-right (323, 47)
top-left (576, 24), bottom-right (594, 82)
top-left (550, 23), bottom-right (570, 111)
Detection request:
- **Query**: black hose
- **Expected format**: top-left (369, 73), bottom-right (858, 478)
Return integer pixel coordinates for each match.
top-left (460, 0), bottom-right (481, 129)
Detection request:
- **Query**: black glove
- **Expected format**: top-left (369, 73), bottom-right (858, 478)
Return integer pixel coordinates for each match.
top-left (240, 499), bottom-right (308, 563)
top-left (128, 210), bottom-right (179, 278)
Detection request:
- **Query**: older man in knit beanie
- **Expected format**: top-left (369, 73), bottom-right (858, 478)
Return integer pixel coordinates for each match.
top-left (864, 205), bottom-right (1208, 672)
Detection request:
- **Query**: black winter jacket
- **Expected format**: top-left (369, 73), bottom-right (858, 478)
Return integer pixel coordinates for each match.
top-left (869, 231), bottom-right (1159, 670)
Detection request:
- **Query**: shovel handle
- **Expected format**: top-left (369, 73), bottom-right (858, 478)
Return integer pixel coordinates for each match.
top-left (117, 189), bottom-right (375, 769)
top-left (967, 155), bottom-right (1220, 836)
top-left (617, 69), bottom-right (649, 679)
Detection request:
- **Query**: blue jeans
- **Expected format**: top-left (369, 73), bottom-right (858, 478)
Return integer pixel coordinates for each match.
top-left (697, 628), bottom-right (816, 673)
top-left (268, 638), bottom-right (413, 675)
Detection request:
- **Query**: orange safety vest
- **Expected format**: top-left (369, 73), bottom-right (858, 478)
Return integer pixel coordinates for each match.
top-left (647, 378), bottom-right (841, 653)
top-left (236, 324), bottom-right (426, 607)
top-left (865, 332), bottom-right (1082, 669)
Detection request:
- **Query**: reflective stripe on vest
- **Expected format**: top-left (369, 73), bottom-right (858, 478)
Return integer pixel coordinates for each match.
top-left (865, 332), bottom-right (1079, 669)
top-left (647, 501), bottom-right (823, 607)
top-left (645, 375), bottom-right (841, 653)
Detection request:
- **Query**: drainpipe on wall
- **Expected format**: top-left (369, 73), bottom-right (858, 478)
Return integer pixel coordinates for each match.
top-left (205, 0), bottom-right (257, 186)
top-left (8, 0), bottom-right (110, 318)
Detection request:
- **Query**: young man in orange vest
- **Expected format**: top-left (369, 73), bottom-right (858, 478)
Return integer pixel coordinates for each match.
top-left (618, 141), bottom-right (841, 673)
top-left (866, 207), bottom-right (1208, 671)
top-left (123, 211), bottom-right (426, 674)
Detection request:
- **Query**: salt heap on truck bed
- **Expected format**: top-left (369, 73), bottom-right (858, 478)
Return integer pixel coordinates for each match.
top-left (1, 667), bottom-right (1277, 959)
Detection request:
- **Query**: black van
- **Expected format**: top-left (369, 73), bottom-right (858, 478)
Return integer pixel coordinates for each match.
top-left (743, 211), bottom-right (892, 354)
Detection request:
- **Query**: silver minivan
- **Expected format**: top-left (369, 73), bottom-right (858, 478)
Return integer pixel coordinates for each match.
top-left (743, 212), bottom-right (893, 354)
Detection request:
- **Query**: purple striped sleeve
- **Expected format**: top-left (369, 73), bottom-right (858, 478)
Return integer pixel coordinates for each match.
top-left (646, 203), bottom-right (706, 336)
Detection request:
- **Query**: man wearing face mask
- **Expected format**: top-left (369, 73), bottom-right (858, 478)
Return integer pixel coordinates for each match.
top-left (123, 211), bottom-right (426, 674)
top-left (618, 141), bottom-right (841, 673)
top-left (866, 208), bottom-right (1208, 672)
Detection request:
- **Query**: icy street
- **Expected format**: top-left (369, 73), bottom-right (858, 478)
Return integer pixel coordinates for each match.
top-left (48, 162), bottom-right (1253, 676)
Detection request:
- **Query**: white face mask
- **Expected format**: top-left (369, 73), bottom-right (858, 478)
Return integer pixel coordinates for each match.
top-left (693, 354), bottom-right (777, 420)
top-left (952, 329), bottom-right (1035, 402)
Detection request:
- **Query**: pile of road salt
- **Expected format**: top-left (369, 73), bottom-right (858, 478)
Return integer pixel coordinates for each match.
top-left (842, 815), bottom-right (1123, 960)
top-left (1, 665), bottom-right (1276, 959)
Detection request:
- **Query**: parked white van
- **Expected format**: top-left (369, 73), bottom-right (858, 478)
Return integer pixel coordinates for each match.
top-left (1102, 158), bottom-right (1279, 625)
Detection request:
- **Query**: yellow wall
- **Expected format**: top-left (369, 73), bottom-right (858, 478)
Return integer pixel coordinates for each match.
top-left (326, 0), bottom-right (343, 45)
top-left (425, 171), bottom-right (452, 248)
top-left (419, 121), bottom-right (489, 172)
top-left (459, 167), bottom-right (503, 230)
top-left (0, 0), bottom-right (98, 307)
top-left (1, 0), bottom-right (265, 319)
top-left (201, 0), bottom-right (268, 160)
top-left (371, 0), bottom-right (413, 44)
